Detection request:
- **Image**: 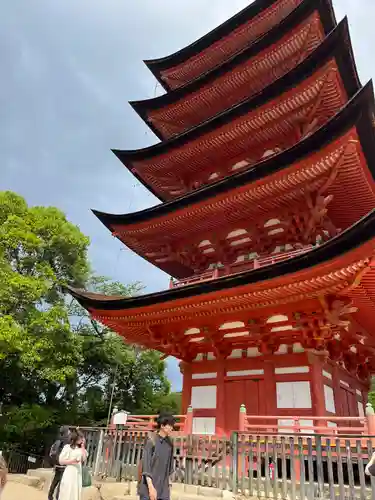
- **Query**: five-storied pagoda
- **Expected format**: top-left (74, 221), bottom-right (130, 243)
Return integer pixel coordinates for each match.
top-left (69, 0), bottom-right (375, 435)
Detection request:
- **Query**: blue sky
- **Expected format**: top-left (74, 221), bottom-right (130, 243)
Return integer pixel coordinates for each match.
top-left (1, 0), bottom-right (374, 391)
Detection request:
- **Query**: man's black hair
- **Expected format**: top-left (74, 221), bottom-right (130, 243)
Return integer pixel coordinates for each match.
top-left (155, 412), bottom-right (176, 429)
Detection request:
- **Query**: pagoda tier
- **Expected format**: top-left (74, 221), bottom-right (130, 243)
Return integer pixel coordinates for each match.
top-left (68, 208), bottom-right (375, 375)
top-left (116, 21), bottom-right (359, 202)
top-left (97, 83), bottom-right (375, 279)
top-left (69, 210), bottom-right (375, 433)
top-left (145, 0), bottom-right (323, 91)
top-left (132, 0), bottom-right (336, 140)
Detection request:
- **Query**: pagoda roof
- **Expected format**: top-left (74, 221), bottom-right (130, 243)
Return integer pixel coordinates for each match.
top-left (132, 0), bottom-right (337, 140)
top-left (67, 209), bottom-right (375, 361)
top-left (96, 83), bottom-right (375, 278)
top-left (145, 0), bottom-right (334, 90)
top-left (115, 19), bottom-right (360, 201)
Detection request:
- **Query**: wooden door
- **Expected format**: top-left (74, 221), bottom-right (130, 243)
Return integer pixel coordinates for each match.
top-left (340, 387), bottom-right (358, 428)
top-left (245, 379), bottom-right (260, 415)
top-left (224, 379), bottom-right (262, 432)
top-left (225, 380), bottom-right (245, 431)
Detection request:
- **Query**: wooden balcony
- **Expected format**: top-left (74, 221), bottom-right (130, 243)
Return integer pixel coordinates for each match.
top-left (170, 247), bottom-right (312, 289)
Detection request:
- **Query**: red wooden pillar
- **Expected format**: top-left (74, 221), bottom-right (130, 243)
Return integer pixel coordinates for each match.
top-left (180, 362), bottom-right (192, 414)
top-left (332, 365), bottom-right (342, 416)
top-left (216, 359), bottom-right (226, 435)
top-left (310, 357), bottom-right (326, 418)
top-left (264, 360), bottom-right (276, 416)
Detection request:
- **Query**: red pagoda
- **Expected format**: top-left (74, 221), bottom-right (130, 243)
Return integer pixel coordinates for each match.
top-left (69, 0), bottom-right (375, 436)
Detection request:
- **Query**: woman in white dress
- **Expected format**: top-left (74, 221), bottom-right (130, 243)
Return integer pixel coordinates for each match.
top-left (58, 430), bottom-right (87, 500)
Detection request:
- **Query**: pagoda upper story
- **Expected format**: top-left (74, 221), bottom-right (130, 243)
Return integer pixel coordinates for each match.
top-left (145, 0), bottom-right (317, 91)
top-left (117, 19), bottom-right (358, 202)
top-left (132, 0), bottom-right (336, 140)
top-left (93, 0), bottom-right (370, 286)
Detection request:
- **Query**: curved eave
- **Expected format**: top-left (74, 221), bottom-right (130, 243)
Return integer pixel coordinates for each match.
top-left (105, 81), bottom-right (374, 234)
top-left (115, 18), bottom-right (360, 201)
top-left (132, 0), bottom-right (337, 137)
top-left (67, 208), bottom-right (375, 311)
top-left (144, 0), bottom-right (335, 91)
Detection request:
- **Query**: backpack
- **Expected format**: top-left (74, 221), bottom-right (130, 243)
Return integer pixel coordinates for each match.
top-left (137, 434), bottom-right (156, 484)
top-left (49, 439), bottom-right (63, 467)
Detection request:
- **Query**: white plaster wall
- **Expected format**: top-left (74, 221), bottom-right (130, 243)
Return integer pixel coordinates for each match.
top-left (226, 369), bottom-right (264, 377)
top-left (278, 419), bottom-right (314, 433)
top-left (192, 372), bottom-right (217, 380)
top-left (275, 366), bottom-right (309, 374)
top-left (322, 370), bottom-right (332, 380)
top-left (327, 421), bottom-right (338, 429)
top-left (324, 385), bottom-right (336, 414)
top-left (191, 385), bottom-right (217, 409)
top-left (276, 381), bottom-right (312, 409)
top-left (358, 401), bottom-right (365, 417)
top-left (192, 417), bottom-right (216, 435)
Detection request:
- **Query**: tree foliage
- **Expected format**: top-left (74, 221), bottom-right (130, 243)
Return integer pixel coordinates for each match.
top-left (0, 191), bottom-right (180, 453)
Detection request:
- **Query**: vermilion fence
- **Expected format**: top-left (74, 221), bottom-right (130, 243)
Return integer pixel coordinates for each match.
top-left (232, 432), bottom-right (375, 499)
top-left (80, 427), bottom-right (375, 498)
top-left (169, 248), bottom-right (311, 288)
top-left (241, 413), bottom-right (369, 436)
top-left (73, 403), bottom-right (375, 498)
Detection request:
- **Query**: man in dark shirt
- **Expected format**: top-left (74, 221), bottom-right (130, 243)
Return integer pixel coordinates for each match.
top-left (48, 425), bottom-right (70, 500)
top-left (139, 413), bottom-right (175, 500)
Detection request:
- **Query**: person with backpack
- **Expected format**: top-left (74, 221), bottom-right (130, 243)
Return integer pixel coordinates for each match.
top-left (48, 426), bottom-right (71, 500)
top-left (138, 413), bottom-right (175, 500)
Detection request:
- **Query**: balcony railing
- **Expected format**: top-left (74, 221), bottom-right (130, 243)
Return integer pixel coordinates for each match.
top-left (170, 247), bottom-right (312, 289)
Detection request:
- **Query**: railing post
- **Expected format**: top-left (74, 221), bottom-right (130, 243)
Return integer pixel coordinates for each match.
top-left (366, 403), bottom-right (375, 445)
top-left (292, 417), bottom-right (300, 434)
top-left (231, 432), bottom-right (239, 494)
top-left (184, 406), bottom-right (193, 435)
top-left (292, 418), bottom-right (301, 481)
top-left (239, 404), bottom-right (247, 431)
top-left (93, 429), bottom-right (105, 477)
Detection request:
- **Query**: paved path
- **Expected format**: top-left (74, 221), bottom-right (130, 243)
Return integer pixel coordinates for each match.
top-left (2, 482), bottom-right (45, 500)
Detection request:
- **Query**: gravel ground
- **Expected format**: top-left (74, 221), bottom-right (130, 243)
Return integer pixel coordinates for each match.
top-left (2, 482), bottom-right (45, 500)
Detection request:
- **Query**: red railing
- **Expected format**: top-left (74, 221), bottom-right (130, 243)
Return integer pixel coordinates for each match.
top-left (170, 269), bottom-right (219, 288)
top-left (239, 405), bottom-right (375, 439)
top-left (252, 247), bottom-right (311, 269)
top-left (170, 247), bottom-right (312, 288)
top-left (104, 404), bottom-right (375, 439)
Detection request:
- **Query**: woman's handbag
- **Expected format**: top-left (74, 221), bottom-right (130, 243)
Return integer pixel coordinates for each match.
top-left (82, 465), bottom-right (92, 488)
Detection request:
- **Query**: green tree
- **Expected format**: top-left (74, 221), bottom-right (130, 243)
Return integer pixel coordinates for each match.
top-left (0, 191), bottom-right (90, 449)
top-left (0, 191), bottom-right (178, 452)
top-left (69, 276), bottom-right (174, 425)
